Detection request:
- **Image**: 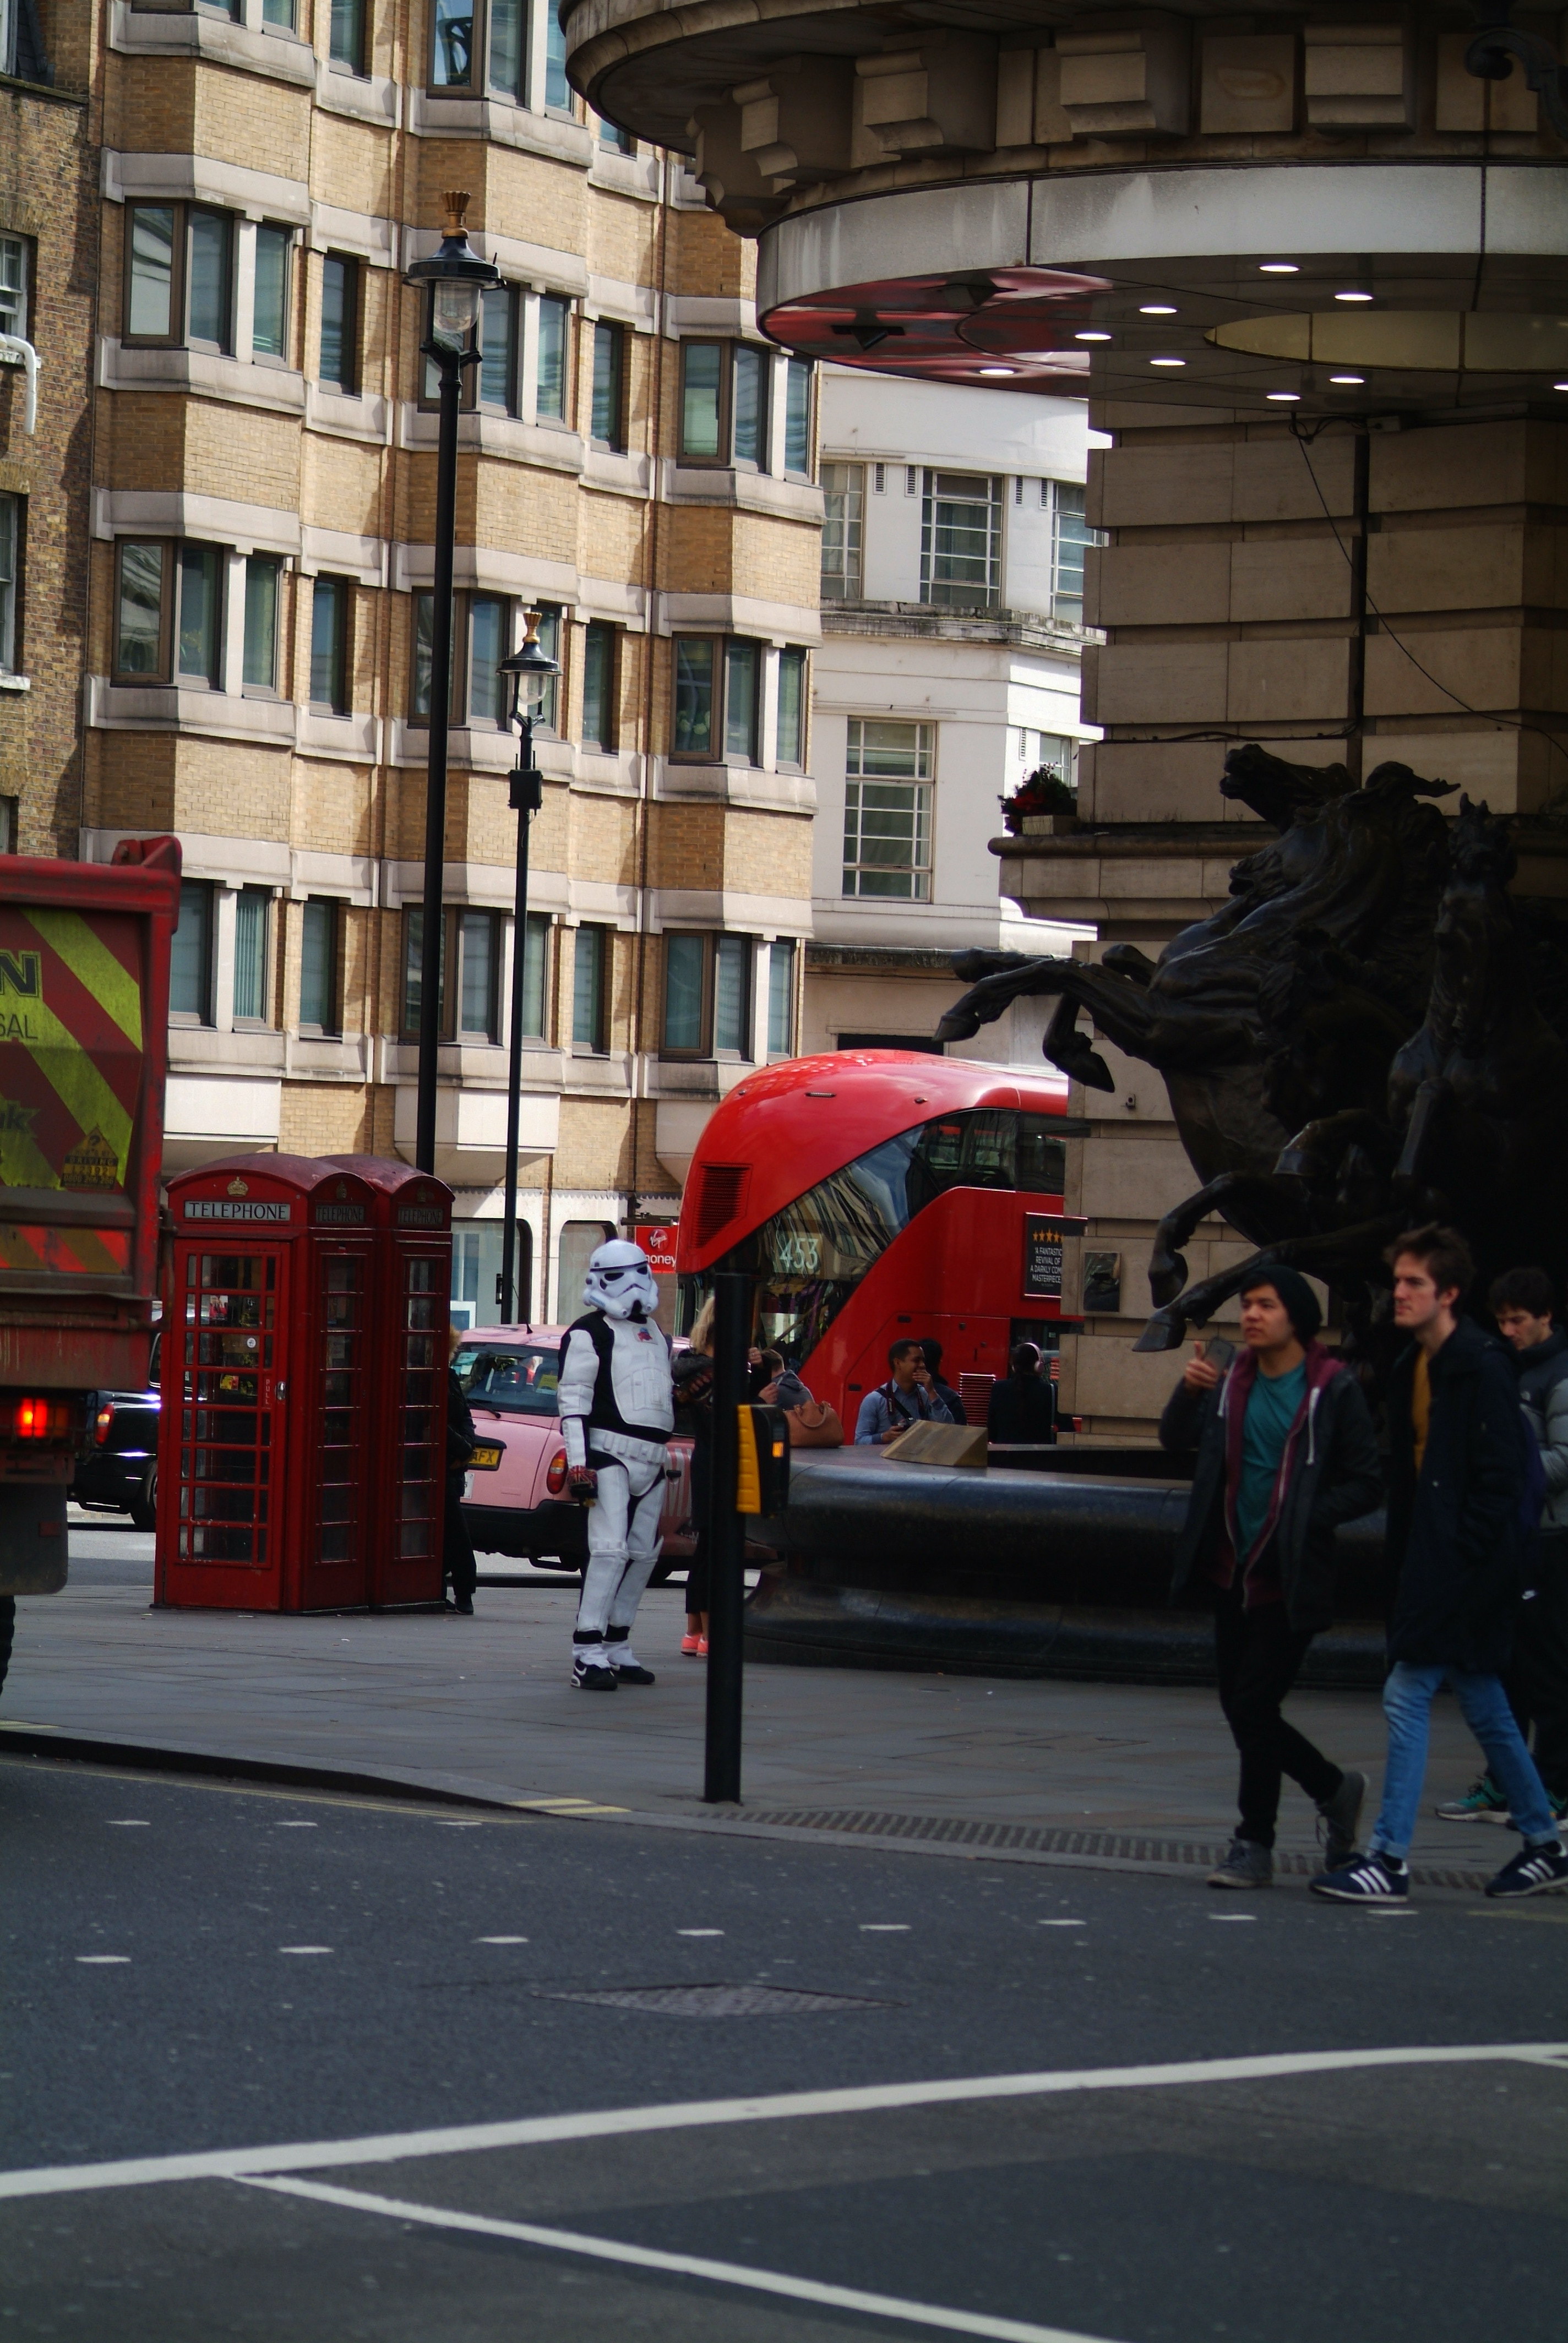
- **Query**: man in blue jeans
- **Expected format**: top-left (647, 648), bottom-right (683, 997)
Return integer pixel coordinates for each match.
top-left (1311, 1225), bottom-right (1568, 1904)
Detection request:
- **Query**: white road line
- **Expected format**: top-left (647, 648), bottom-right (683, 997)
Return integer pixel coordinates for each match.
top-left (2, 2042), bottom-right (1564, 2203)
top-left (277, 1947), bottom-right (333, 1956)
top-left (861, 1925), bottom-right (911, 1933)
top-left (1037, 1921), bottom-right (1085, 1928)
top-left (75, 1956), bottom-right (130, 1965)
top-left (677, 1928), bottom-right (723, 1937)
top-left (237, 2174), bottom-right (1119, 2343)
top-left (275, 1822), bottom-right (318, 1830)
top-left (105, 1821), bottom-right (150, 1828)
top-left (1208, 1915), bottom-right (1257, 1924)
top-left (476, 1936), bottom-right (528, 1945)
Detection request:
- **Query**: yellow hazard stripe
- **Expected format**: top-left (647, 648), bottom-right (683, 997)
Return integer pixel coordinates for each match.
top-left (14, 1010), bottom-right (133, 1182)
top-left (24, 910), bottom-right (143, 1048)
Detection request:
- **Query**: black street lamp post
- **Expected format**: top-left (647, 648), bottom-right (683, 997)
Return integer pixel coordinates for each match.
top-left (494, 616), bottom-right (559, 1324)
top-left (403, 192), bottom-right (500, 1176)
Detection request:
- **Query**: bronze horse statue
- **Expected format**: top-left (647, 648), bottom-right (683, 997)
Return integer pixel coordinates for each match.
top-left (938, 750), bottom-right (1568, 1352)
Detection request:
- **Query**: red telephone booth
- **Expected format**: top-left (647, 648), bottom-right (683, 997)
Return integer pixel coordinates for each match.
top-left (323, 1157), bottom-right (453, 1608)
top-left (157, 1157), bottom-right (378, 1611)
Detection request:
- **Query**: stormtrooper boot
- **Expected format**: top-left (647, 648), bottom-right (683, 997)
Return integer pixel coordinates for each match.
top-left (571, 1634), bottom-right (618, 1692)
top-left (606, 1627), bottom-right (655, 1686)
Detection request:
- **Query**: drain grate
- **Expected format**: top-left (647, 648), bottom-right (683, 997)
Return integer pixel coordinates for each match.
top-left (725, 1808), bottom-right (1492, 1894)
top-left (531, 1982), bottom-right (899, 2017)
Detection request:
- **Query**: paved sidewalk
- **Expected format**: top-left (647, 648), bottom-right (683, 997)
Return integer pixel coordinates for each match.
top-left (0, 1516), bottom-right (1507, 1878)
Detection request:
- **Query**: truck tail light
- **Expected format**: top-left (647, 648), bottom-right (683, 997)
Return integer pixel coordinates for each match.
top-left (13, 1397), bottom-right (70, 1442)
top-left (94, 1403), bottom-right (116, 1445)
top-left (546, 1448), bottom-right (568, 1495)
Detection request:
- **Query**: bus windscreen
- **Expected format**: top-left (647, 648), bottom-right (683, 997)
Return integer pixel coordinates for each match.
top-left (754, 1109), bottom-right (1065, 1363)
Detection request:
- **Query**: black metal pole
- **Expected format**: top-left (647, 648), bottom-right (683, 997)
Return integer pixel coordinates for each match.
top-left (703, 1269), bottom-right (749, 1804)
top-left (415, 347), bottom-right (462, 1176)
top-left (498, 727), bottom-right (540, 1324)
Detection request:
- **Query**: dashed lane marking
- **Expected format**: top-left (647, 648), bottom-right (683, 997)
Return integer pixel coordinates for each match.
top-left (239, 2173), bottom-right (1121, 2343)
top-left (1, 2042), bottom-right (1564, 2203)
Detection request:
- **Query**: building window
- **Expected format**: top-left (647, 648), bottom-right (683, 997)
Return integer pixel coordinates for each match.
top-left (519, 911), bottom-right (549, 1040)
top-left (775, 647), bottom-right (807, 769)
top-left (661, 933), bottom-right (752, 1059)
top-left (1048, 480), bottom-right (1101, 622)
top-left (0, 795), bottom-right (17, 852)
top-left (678, 341), bottom-right (769, 470)
top-left (0, 494), bottom-right (19, 676)
top-left (544, 0), bottom-right (570, 107)
top-left (590, 321), bottom-right (624, 450)
top-left (671, 636), bottom-right (759, 764)
top-left (329, 0), bottom-right (364, 70)
top-left (527, 604), bottom-right (562, 732)
top-left (241, 556), bottom-right (281, 692)
top-left (319, 254), bottom-right (358, 393)
top-left (597, 115), bottom-right (634, 154)
top-left (233, 887), bottom-right (271, 1024)
top-left (430, 0), bottom-right (473, 85)
top-left (124, 205), bottom-right (235, 351)
top-left (842, 718), bottom-right (933, 901)
top-left (309, 577), bottom-right (350, 713)
top-left (401, 907), bottom-right (503, 1042)
top-left (252, 226), bottom-right (292, 362)
top-left (820, 462), bottom-right (863, 600)
top-left (571, 925), bottom-right (608, 1051)
top-left (581, 620), bottom-right (616, 750)
top-left (299, 898), bottom-right (340, 1034)
top-left (170, 882), bottom-right (214, 1023)
top-left (1014, 729), bottom-right (1077, 793)
top-left (262, 0), bottom-right (296, 26)
top-left (767, 939), bottom-right (794, 1057)
top-left (113, 540), bottom-right (228, 686)
top-left (783, 358), bottom-right (813, 477)
top-left (488, 0), bottom-right (523, 98)
top-left (466, 594), bottom-right (508, 727)
top-left (535, 295), bottom-right (569, 421)
top-left (478, 283), bottom-right (518, 412)
top-left (0, 235), bottom-right (28, 340)
top-left (921, 470), bottom-right (1001, 611)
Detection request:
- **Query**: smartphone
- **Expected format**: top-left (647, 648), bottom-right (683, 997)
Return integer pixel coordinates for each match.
top-left (1201, 1335), bottom-right (1237, 1372)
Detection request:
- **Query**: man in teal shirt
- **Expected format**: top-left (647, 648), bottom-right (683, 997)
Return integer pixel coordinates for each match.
top-left (1161, 1263), bottom-right (1382, 1889)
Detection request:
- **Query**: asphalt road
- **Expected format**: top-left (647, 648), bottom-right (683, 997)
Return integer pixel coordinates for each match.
top-left (3, 1752), bottom-right (1566, 2343)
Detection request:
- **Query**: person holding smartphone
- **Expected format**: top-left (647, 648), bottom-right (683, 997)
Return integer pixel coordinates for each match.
top-left (1160, 1265), bottom-right (1382, 1889)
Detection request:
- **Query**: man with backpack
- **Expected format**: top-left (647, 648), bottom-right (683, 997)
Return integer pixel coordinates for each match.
top-left (1311, 1227), bottom-right (1568, 1903)
top-left (1436, 1266), bottom-right (1568, 1827)
top-left (854, 1340), bottom-right (962, 1444)
top-left (1162, 1264), bottom-right (1381, 1889)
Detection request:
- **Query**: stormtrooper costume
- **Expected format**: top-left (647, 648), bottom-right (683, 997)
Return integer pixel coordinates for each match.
top-left (558, 1239), bottom-right (675, 1690)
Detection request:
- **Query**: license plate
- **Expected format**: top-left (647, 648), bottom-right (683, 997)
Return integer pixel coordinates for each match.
top-left (469, 1443), bottom-right (504, 1471)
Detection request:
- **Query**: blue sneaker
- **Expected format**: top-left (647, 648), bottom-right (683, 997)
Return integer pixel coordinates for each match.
top-left (1309, 1850), bottom-right (1409, 1903)
top-left (1485, 1842), bottom-right (1568, 1900)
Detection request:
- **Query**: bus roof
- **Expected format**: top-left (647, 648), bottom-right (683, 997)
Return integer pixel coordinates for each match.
top-left (677, 1049), bottom-right (1070, 1273)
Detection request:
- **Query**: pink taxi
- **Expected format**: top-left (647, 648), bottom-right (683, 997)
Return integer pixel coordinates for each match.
top-left (454, 1329), bottom-right (695, 1575)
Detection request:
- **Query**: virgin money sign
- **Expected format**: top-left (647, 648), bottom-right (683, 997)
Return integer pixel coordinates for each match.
top-left (634, 1223), bottom-right (678, 1275)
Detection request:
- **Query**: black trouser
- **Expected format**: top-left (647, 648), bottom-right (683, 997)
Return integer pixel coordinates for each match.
top-left (444, 1472), bottom-right (477, 1604)
top-left (1213, 1584), bottom-right (1342, 1849)
top-left (1504, 1529), bottom-right (1568, 1801)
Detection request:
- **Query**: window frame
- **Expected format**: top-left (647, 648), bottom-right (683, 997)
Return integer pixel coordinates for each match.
top-left (308, 574), bottom-right (352, 715)
top-left (123, 204), bottom-right (237, 355)
top-left (0, 233), bottom-right (32, 344)
top-left (318, 252), bottom-right (360, 395)
top-left (669, 633), bottom-right (762, 767)
top-left (1047, 477), bottom-right (1102, 623)
top-left (841, 717), bottom-right (935, 903)
top-left (783, 357), bottom-right (814, 478)
top-left (820, 461), bottom-right (864, 601)
top-left (401, 906), bottom-right (505, 1044)
top-left (170, 880), bottom-right (216, 1026)
top-left (251, 223), bottom-right (293, 368)
top-left (232, 885), bottom-right (273, 1027)
top-left (766, 938), bottom-right (796, 1059)
top-left (242, 553), bottom-right (282, 695)
top-left (677, 339), bottom-right (771, 472)
top-left (0, 493), bottom-right (21, 677)
top-left (775, 646), bottom-right (808, 771)
top-left (535, 292), bottom-right (571, 423)
top-left (112, 538), bottom-right (228, 690)
top-left (921, 468), bottom-right (1003, 612)
top-left (589, 319), bottom-right (625, 453)
top-left (426, 0), bottom-right (552, 106)
top-left (580, 619), bottom-right (617, 751)
top-left (328, 0), bottom-right (366, 73)
top-left (570, 923), bottom-right (609, 1054)
top-left (298, 897), bottom-right (341, 1036)
top-left (477, 281), bottom-right (520, 415)
top-left (660, 930), bottom-right (754, 1062)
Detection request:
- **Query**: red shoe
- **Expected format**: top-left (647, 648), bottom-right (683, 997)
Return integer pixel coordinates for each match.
top-left (680, 1632), bottom-right (701, 1655)
top-left (696, 1636), bottom-right (709, 1655)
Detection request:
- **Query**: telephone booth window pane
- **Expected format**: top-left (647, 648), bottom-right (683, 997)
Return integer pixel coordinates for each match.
top-left (408, 1257), bottom-right (437, 1290)
top-left (175, 1245), bottom-right (276, 1568)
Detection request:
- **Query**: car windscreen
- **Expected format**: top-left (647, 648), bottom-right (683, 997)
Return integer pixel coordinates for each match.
top-left (454, 1343), bottom-right (561, 1414)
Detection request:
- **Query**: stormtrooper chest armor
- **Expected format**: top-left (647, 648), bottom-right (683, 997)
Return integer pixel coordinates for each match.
top-left (600, 1318), bottom-right (674, 1437)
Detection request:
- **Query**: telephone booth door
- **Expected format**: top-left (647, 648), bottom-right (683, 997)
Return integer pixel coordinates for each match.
top-left (287, 1173), bottom-right (377, 1609)
top-left (157, 1238), bottom-right (291, 1610)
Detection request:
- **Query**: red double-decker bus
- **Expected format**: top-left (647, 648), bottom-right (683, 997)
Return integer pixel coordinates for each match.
top-left (675, 1051), bottom-right (1084, 1429)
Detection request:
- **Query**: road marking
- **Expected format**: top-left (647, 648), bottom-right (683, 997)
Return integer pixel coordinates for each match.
top-left (475, 1936), bottom-right (528, 1944)
top-left (277, 1947), bottom-right (333, 1956)
top-left (433, 1821), bottom-right (483, 1829)
top-left (860, 1924), bottom-right (910, 1933)
top-left (75, 1956), bottom-right (130, 1965)
top-left (105, 1821), bottom-right (150, 1828)
top-left (275, 1823), bottom-right (318, 1830)
top-left (1037, 1921), bottom-right (1085, 1928)
top-left (2, 2041), bottom-right (1564, 2204)
top-left (1208, 1915), bottom-right (1257, 1924)
top-left (677, 1928), bottom-right (723, 1937)
top-left (1469, 1908), bottom-right (1568, 1924)
top-left (239, 2175), bottom-right (1119, 2343)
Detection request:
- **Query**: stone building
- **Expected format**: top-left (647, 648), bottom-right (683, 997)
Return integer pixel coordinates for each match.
top-left (805, 362), bottom-right (1091, 1061)
top-left (565, 0), bottom-right (1568, 1434)
top-left (9, 0), bottom-right (821, 1326)
top-left (0, 12), bottom-right (96, 859)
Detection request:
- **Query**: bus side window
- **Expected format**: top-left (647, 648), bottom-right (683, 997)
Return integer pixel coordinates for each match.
top-left (1017, 1118), bottom-right (1066, 1195)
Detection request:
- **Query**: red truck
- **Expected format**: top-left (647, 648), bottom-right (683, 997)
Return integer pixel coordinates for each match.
top-left (0, 837), bottom-right (181, 1688)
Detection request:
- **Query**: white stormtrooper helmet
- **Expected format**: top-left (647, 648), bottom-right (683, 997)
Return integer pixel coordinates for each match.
top-left (583, 1238), bottom-right (660, 1321)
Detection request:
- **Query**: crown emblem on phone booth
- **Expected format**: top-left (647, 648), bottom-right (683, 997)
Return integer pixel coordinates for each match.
top-left (227, 1177), bottom-right (249, 1197)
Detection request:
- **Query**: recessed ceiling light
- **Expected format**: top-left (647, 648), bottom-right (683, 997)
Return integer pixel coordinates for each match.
top-left (1335, 290), bottom-right (1374, 303)
top-left (1259, 263), bottom-right (1299, 275)
top-left (1074, 331), bottom-right (1112, 341)
top-left (1266, 391), bottom-right (1301, 402)
top-left (977, 366), bottom-right (1016, 377)
top-left (1139, 304), bottom-right (1177, 315)
top-left (1330, 374), bottom-right (1365, 385)
top-left (1149, 356), bottom-right (1185, 367)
